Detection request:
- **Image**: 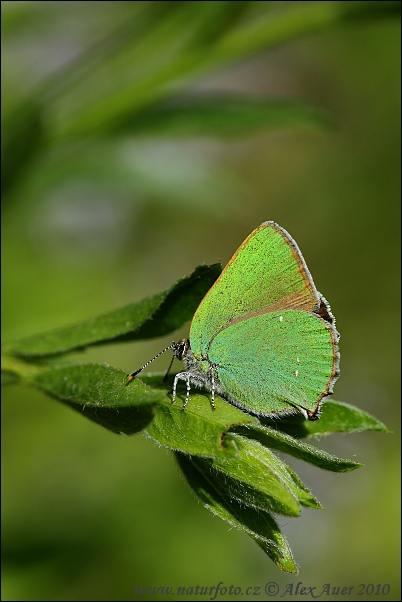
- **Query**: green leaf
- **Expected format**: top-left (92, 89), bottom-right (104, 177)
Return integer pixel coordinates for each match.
top-left (176, 452), bottom-right (298, 573)
top-left (28, 366), bottom-right (253, 455)
top-left (3, 264), bottom-right (221, 358)
top-left (284, 463), bottom-right (323, 509)
top-left (144, 378), bottom-right (253, 460)
top-left (109, 97), bottom-right (333, 137)
top-left (141, 373), bottom-right (255, 427)
top-left (258, 399), bottom-right (390, 439)
top-left (304, 400), bottom-right (390, 436)
top-left (31, 363), bottom-right (162, 435)
top-left (232, 423), bottom-right (362, 472)
top-left (210, 436), bottom-right (309, 517)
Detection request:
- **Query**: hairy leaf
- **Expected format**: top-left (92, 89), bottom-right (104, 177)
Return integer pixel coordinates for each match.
top-left (4, 264), bottom-right (221, 358)
top-left (176, 452), bottom-right (298, 573)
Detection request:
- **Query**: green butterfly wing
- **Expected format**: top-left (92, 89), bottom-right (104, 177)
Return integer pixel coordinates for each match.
top-left (190, 221), bottom-right (321, 357)
top-left (189, 221), bottom-right (339, 418)
top-left (208, 309), bottom-right (337, 417)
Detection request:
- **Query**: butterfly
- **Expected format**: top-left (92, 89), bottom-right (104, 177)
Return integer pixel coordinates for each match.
top-left (128, 221), bottom-right (339, 421)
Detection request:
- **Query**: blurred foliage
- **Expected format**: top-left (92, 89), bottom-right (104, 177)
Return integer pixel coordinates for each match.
top-left (1, 1), bottom-right (398, 198)
top-left (2, 1), bottom-right (400, 600)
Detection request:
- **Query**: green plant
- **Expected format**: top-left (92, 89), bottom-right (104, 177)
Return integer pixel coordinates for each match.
top-left (1, 265), bottom-right (387, 573)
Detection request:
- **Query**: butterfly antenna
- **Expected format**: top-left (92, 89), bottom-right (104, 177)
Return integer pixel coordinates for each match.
top-left (127, 343), bottom-right (176, 382)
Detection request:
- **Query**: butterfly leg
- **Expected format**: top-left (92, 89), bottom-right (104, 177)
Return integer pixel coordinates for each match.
top-left (182, 374), bottom-right (191, 410)
top-left (172, 371), bottom-right (192, 410)
top-left (210, 368), bottom-right (216, 411)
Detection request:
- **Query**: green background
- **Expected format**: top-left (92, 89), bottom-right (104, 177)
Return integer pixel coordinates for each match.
top-left (2, 2), bottom-right (400, 600)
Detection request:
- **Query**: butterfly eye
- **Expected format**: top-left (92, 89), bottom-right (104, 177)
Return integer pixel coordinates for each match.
top-left (173, 340), bottom-right (189, 361)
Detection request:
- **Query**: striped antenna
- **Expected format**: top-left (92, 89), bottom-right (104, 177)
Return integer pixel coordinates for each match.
top-left (127, 343), bottom-right (176, 382)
